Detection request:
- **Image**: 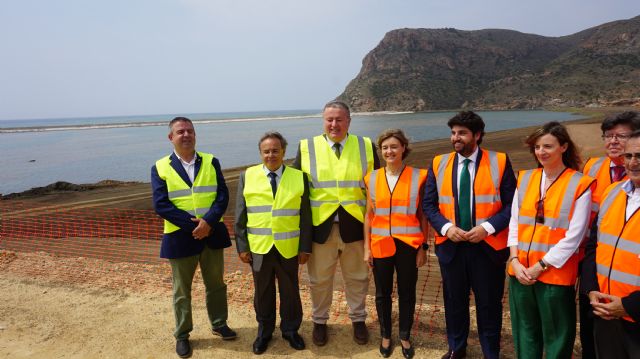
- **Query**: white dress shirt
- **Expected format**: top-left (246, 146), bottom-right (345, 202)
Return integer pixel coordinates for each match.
top-left (440, 147), bottom-right (497, 236)
top-left (262, 164), bottom-right (284, 186)
top-left (326, 135), bottom-right (347, 222)
top-left (175, 151), bottom-right (196, 183)
top-left (507, 170), bottom-right (593, 268)
top-left (622, 180), bottom-right (640, 221)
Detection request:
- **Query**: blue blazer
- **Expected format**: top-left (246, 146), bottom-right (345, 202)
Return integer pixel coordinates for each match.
top-left (422, 149), bottom-right (516, 265)
top-left (151, 152), bottom-right (231, 259)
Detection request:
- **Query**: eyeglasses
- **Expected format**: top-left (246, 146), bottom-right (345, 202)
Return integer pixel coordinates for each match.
top-left (623, 152), bottom-right (640, 161)
top-left (602, 133), bottom-right (631, 141)
top-left (535, 199), bottom-right (545, 224)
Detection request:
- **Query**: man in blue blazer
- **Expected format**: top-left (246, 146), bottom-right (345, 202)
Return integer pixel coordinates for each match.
top-left (423, 111), bottom-right (516, 359)
top-left (151, 117), bottom-right (236, 358)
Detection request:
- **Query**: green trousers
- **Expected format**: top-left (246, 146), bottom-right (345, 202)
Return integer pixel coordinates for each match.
top-left (169, 246), bottom-right (228, 340)
top-left (508, 276), bottom-right (576, 359)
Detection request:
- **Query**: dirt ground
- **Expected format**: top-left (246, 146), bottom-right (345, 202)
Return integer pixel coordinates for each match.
top-left (0, 107), bottom-right (633, 358)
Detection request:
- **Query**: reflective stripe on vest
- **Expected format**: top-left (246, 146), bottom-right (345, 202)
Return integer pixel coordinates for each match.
top-left (432, 149), bottom-right (507, 250)
top-left (244, 165), bottom-right (303, 258)
top-left (300, 134), bottom-right (374, 225)
top-left (155, 152), bottom-right (219, 234)
top-left (595, 181), bottom-right (640, 322)
top-left (366, 166), bottom-right (427, 258)
top-left (508, 168), bottom-right (595, 286)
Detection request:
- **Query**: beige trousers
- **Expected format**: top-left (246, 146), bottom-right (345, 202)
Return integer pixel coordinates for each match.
top-left (307, 223), bottom-right (369, 323)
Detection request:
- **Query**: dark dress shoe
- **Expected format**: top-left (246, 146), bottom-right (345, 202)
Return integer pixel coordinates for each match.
top-left (441, 348), bottom-right (467, 359)
top-left (379, 339), bottom-right (393, 358)
top-left (401, 342), bottom-right (415, 359)
top-left (252, 335), bottom-right (272, 355)
top-left (176, 339), bottom-right (192, 358)
top-left (312, 323), bottom-right (327, 346)
top-left (352, 321), bottom-right (369, 345)
top-left (212, 325), bottom-right (238, 340)
top-left (282, 332), bottom-right (305, 350)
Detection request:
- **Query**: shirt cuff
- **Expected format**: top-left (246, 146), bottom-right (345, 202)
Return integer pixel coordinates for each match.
top-left (440, 222), bottom-right (453, 237)
top-left (480, 221), bottom-right (496, 235)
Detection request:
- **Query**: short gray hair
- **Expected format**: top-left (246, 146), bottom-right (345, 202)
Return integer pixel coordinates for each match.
top-left (258, 131), bottom-right (288, 150)
top-left (323, 100), bottom-right (351, 118)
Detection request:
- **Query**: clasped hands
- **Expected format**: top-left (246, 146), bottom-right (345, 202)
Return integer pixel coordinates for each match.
top-left (445, 225), bottom-right (488, 243)
top-left (588, 291), bottom-right (629, 320)
top-left (510, 259), bottom-right (544, 285)
top-left (191, 218), bottom-right (212, 240)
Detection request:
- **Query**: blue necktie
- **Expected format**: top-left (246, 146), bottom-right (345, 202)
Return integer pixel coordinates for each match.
top-left (459, 159), bottom-right (472, 231)
top-left (268, 172), bottom-right (277, 198)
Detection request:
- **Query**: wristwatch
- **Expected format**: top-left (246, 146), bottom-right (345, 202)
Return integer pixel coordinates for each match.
top-left (538, 259), bottom-right (548, 271)
top-left (421, 243), bottom-right (429, 251)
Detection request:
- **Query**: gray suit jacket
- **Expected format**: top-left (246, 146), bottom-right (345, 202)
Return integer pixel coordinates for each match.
top-left (234, 166), bottom-right (313, 272)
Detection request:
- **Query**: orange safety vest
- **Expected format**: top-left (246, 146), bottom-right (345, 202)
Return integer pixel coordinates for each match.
top-left (581, 157), bottom-right (628, 260)
top-left (365, 166), bottom-right (428, 258)
top-left (508, 168), bottom-right (595, 286)
top-left (432, 149), bottom-right (508, 250)
top-left (583, 156), bottom-right (629, 213)
top-left (595, 181), bottom-right (640, 322)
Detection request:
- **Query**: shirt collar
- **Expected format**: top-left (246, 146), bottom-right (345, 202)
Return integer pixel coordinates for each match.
top-left (174, 151), bottom-right (197, 166)
top-left (621, 179), bottom-right (639, 196)
top-left (457, 146), bottom-right (479, 164)
top-left (263, 164), bottom-right (284, 177)
top-left (325, 133), bottom-right (348, 148)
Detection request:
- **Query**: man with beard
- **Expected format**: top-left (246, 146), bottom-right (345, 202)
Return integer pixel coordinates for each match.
top-left (423, 111), bottom-right (516, 359)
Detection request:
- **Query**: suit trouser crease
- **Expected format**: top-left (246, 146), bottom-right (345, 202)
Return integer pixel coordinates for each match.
top-left (439, 242), bottom-right (505, 358)
top-left (169, 246), bottom-right (228, 340)
top-left (372, 237), bottom-right (418, 340)
top-left (307, 223), bottom-right (368, 323)
top-left (252, 247), bottom-right (302, 339)
top-left (509, 277), bottom-right (576, 359)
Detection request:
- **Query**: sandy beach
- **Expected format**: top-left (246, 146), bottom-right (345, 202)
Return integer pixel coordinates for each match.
top-left (0, 107), bottom-right (633, 358)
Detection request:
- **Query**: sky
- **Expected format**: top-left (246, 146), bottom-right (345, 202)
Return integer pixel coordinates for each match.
top-left (1, 0), bottom-right (639, 120)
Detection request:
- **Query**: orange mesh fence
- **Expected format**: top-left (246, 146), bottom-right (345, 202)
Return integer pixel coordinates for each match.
top-left (1, 200), bottom-right (588, 357)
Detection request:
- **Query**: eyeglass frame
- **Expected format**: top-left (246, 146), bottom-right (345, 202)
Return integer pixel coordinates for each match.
top-left (602, 133), bottom-right (632, 141)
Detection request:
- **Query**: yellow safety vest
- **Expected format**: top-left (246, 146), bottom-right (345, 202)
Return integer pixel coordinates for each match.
top-left (300, 134), bottom-right (374, 225)
top-left (244, 165), bottom-right (303, 258)
top-left (155, 152), bottom-right (220, 234)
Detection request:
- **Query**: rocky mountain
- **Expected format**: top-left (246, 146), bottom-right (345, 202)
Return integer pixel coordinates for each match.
top-left (337, 16), bottom-right (640, 111)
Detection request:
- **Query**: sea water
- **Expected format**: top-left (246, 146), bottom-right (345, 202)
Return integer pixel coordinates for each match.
top-left (0, 110), bottom-right (583, 195)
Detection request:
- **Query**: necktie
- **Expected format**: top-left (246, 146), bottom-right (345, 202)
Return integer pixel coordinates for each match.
top-left (268, 172), bottom-right (277, 198)
top-left (459, 158), bottom-right (472, 231)
top-left (333, 143), bottom-right (341, 159)
top-left (612, 165), bottom-right (626, 182)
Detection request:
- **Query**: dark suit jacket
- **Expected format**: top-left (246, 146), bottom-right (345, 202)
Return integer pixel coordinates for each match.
top-left (292, 135), bottom-right (380, 244)
top-left (151, 152), bottom-right (231, 259)
top-left (423, 149), bottom-right (516, 265)
top-left (234, 166), bottom-right (313, 271)
top-left (581, 214), bottom-right (640, 324)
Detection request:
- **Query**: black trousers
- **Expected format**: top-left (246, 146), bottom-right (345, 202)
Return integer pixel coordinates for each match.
top-left (439, 242), bottom-right (505, 359)
top-left (252, 247), bottom-right (302, 339)
top-left (593, 316), bottom-right (640, 359)
top-left (372, 238), bottom-right (418, 340)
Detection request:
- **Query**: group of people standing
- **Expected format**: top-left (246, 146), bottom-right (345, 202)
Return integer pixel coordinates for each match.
top-left (152, 102), bottom-right (640, 359)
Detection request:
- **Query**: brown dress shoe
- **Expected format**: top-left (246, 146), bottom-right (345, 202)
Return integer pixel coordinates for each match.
top-left (352, 321), bottom-right (369, 345)
top-left (312, 323), bottom-right (327, 346)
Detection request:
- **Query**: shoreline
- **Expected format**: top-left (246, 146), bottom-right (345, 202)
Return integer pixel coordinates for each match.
top-left (2, 106), bottom-right (632, 205)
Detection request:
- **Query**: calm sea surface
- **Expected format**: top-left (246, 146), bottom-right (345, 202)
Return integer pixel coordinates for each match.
top-left (0, 109), bottom-right (584, 195)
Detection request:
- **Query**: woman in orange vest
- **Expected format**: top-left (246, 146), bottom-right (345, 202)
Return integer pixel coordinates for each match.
top-left (364, 129), bottom-right (429, 359)
top-left (507, 122), bottom-right (595, 359)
